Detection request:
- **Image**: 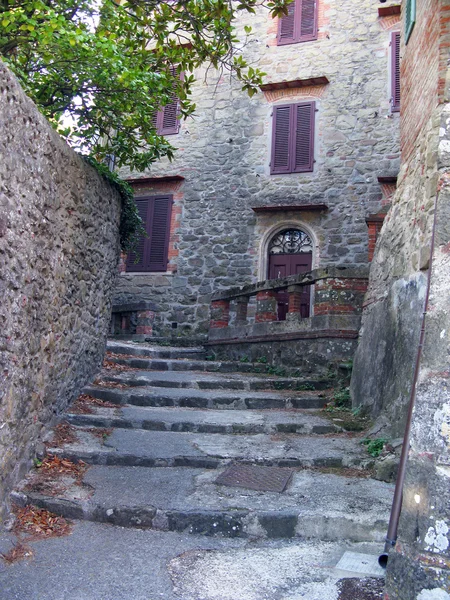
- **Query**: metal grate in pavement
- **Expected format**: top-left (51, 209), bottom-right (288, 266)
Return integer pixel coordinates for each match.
top-left (215, 465), bottom-right (294, 492)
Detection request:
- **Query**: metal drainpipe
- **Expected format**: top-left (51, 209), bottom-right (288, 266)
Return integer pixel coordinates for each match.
top-left (378, 186), bottom-right (440, 569)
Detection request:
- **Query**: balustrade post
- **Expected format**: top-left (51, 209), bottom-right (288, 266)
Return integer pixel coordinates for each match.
top-left (255, 290), bottom-right (278, 322)
top-left (287, 285), bottom-right (303, 316)
top-left (136, 310), bottom-right (155, 335)
top-left (210, 300), bottom-right (230, 329)
top-left (235, 296), bottom-right (249, 325)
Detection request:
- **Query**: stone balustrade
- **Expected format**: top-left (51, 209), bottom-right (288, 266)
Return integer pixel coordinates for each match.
top-left (209, 266), bottom-right (369, 332)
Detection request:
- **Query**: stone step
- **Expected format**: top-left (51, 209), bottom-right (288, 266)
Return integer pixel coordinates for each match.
top-left (65, 404), bottom-right (342, 435)
top-left (45, 427), bottom-right (368, 469)
top-left (94, 369), bottom-right (331, 393)
top-left (12, 465), bottom-right (394, 542)
top-left (104, 354), bottom-right (332, 386)
top-left (107, 340), bottom-right (206, 360)
top-left (83, 384), bottom-right (329, 410)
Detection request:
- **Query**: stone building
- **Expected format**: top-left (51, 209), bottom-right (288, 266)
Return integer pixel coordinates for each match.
top-left (349, 0), bottom-right (450, 596)
top-left (115, 0), bottom-right (401, 345)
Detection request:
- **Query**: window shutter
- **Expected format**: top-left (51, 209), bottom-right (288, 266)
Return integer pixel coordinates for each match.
top-left (405, 0), bottom-right (416, 44)
top-left (278, 0), bottom-right (297, 45)
top-left (159, 95), bottom-right (179, 135)
top-left (299, 0), bottom-right (317, 41)
top-left (147, 196), bottom-right (173, 272)
top-left (271, 105), bottom-right (292, 174)
top-left (271, 102), bottom-right (315, 175)
top-left (294, 102), bottom-right (315, 172)
top-left (391, 32), bottom-right (401, 112)
top-left (126, 199), bottom-right (150, 272)
top-left (278, 0), bottom-right (317, 45)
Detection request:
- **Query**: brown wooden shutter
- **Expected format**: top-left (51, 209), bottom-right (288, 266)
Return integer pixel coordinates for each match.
top-left (126, 199), bottom-right (150, 272)
top-left (294, 101), bottom-right (315, 172)
top-left (147, 195), bottom-right (173, 272)
top-left (271, 105), bottom-right (292, 174)
top-left (278, 0), bottom-right (317, 45)
top-left (391, 32), bottom-right (401, 112)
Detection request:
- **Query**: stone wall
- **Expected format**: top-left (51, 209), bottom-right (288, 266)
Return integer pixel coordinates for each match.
top-left (115, 0), bottom-right (400, 338)
top-left (0, 62), bottom-right (122, 519)
top-left (350, 1), bottom-right (449, 437)
top-left (348, 2), bottom-right (450, 596)
top-left (385, 136), bottom-right (450, 598)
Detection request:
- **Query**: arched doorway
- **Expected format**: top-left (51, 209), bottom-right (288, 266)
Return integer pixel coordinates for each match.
top-left (268, 228), bottom-right (313, 320)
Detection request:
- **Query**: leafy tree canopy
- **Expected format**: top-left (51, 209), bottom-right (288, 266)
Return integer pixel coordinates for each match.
top-left (1, 0), bottom-right (291, 172)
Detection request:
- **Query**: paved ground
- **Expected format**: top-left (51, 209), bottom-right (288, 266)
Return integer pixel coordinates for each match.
top-left (0, 522), bottom-right (385, 600)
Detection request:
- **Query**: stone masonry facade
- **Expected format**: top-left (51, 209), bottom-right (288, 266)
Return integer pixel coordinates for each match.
top-left (116, 0), bottom-right (401, 339)
top-left (0, 62), bottom-right (122, 519)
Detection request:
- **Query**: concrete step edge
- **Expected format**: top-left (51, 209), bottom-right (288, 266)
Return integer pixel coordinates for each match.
top-left (11, 490), bottom-right (387, 542)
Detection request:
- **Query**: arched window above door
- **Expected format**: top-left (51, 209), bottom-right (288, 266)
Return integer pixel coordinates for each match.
top-left (268, 228), bottom-right (313, 255)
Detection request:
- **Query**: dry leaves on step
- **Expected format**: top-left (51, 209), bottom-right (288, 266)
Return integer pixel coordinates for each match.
top-left (47, 422), bottom-right (78, 447)
top-left (0, 541), bottom-right (34, 564)
top-left (71, 394), bottom-right (118, 414)
top-left (36, 455), bottom-right (88, 482)
top-left (93, 379), bottom-right (129, 389)
top-left (12, 505), bottom-right (73, 540)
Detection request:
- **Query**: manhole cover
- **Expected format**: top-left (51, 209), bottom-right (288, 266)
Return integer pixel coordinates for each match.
top-left (215, 465), bottom-right (294, 492)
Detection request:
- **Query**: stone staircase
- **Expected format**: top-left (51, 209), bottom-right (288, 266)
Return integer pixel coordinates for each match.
top-left (12, 340), bottom-right (394, 544)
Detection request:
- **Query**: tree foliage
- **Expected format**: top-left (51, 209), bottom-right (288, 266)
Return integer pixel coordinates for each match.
top-left (1, 0), bottom-right (291, 172)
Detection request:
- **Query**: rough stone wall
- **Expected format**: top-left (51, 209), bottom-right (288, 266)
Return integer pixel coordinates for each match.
top-left (385, 146), bottom-right (450, 598)
top-left (116, 0), bottom-right (400, 338)
top-left (0, 62), bottom-right (122, 519)
top-left (350, 1), bottom-right (450, 437)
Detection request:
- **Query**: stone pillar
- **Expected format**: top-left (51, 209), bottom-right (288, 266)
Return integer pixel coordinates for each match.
top-left (136, 310), bottom-right (155, 335)
top-left (287, 285), bottom-right (303, 315)
top-left (235, 296), bottom-right (249, 325)
top-left (210, 300), bottom-right (230, 329)
top-left (121, 315), bottom-right (128, 333)
top-left (255, 290), bottom-right (278, 322)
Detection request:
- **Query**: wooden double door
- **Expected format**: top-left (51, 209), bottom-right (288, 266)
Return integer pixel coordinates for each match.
top-left (268, 252), bottom-right (312, 320)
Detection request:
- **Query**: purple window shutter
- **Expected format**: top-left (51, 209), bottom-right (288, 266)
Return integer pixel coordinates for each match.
top-left (278, 0), bottom-right (297, 45)
top-left (293, 101), bottom-right (315, 172)
top-left (299, 0), bottom-right (318, 41)
top-left (126, 199), bottom-right (150, 272)
top-left (271, 105), bottom-right (293, 174)
top-left (147, 196), bottom-right (173, 272)
top-left (159, 96), bottom-right (179, 135)
top-left (391, 32), bottom-right (401, 112)
top-left (159, 67), bottom-right (181, 135)
top-left (278, 0), bottom-right (318, 45)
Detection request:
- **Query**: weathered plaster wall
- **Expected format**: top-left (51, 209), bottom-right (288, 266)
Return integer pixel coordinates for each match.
top-left (116, 0), bottom-right (400, 337)
top-left (0, 62), bottom-right (122, 519)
